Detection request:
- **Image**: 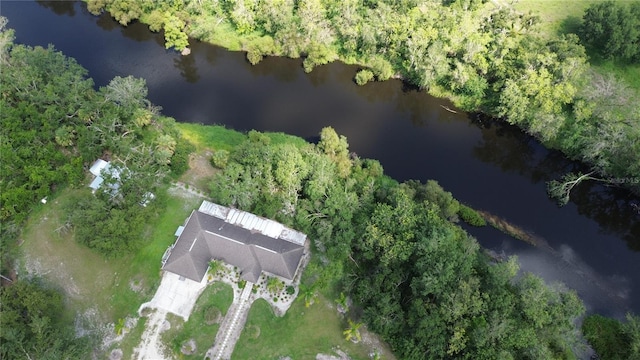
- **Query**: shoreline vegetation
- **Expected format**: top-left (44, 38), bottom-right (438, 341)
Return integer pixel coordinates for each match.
top-left (83, 0), bottom-right (640, 200)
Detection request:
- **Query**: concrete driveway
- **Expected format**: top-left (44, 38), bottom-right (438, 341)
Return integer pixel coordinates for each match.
top-left (139, 271), bottom-right (207, 321)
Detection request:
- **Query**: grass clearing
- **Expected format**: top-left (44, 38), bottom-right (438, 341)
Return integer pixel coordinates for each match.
top-left (177, 123), bottom-right (247, 151)
top-left (588, 56), bottom-right (640, 91)
top-left (19, 187), bottom-right (122, 319)
top-left (512, 0), bottom-right (606, 38)
top-left (160, 282), bottom-right (234, 358)
top-left (232, 295), bottom-right (384, 360)
top-left (177, 123), bottom-right (309, 150)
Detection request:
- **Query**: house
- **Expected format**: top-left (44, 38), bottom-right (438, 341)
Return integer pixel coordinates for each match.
top-left (162, 200), bottom-right (307, 284)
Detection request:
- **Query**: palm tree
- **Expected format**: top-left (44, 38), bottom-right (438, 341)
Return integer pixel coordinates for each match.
top-left (343, 319), bottom-right (363, 343)
top-left (299, 283), bottom-right (317, 308)
top-left (208, 260), bottom-right (225, 276)
top-left (335, 292), bottom-right (349, 314)
top-left (266, 276), bottom-right (284, 295)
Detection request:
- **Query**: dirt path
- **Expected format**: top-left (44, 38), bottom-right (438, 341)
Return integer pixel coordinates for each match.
top-left (173, 181), bottom-right (208, 199)
top-left (134, 309), bottom-right (169, 360)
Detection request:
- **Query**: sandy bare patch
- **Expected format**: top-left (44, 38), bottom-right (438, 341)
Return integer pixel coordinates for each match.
top-left (134, 309), bottom-right (169, 360)
top-left (179, 150), bottom-right (218, 193)
top-left (181, 338), bottom-right (197, 355)
top-left (316, 349), bottom-right (351, 360)
top-left (109, 349), bottom-right (123, 360)
top-left (359, 326), bottom-right (396, 360)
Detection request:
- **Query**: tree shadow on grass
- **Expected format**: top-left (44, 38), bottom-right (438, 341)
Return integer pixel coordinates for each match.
top-left (558, 15), bottom-right (581, 35)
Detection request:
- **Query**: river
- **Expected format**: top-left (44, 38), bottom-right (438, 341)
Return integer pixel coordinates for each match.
top-left (2, 0), bottom-right (638, 317)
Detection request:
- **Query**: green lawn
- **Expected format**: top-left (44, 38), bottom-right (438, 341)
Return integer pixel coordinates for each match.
top-left (177, 123), bottom-right (310, 151)
top-left (512, 0), bottom-right (607, 38)
top-left (161, 282), bottom-right (234, 358)
top-left (177, 123), bottom-right (247, 151)
top-left (232, 295), bottom-right (384, 360)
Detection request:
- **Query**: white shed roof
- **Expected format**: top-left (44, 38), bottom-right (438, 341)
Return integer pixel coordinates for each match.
top-left (89, 159), bottom-right (109, 177)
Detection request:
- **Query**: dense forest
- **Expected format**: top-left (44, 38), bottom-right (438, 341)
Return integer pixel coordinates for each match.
top-left (83, 0), bottom-right (640, 198)
top-left (209, 127), bottom-right (587, 358)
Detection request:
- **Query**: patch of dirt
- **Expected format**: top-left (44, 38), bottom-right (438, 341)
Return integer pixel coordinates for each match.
top-left (109, 349), bottom-right (123, 360)
top-left (129, 277), bottom-right (144, 293)
top-left (179, 150), bottom-right (218, 193)
top-left (133, 309), bottom-right (170, 360)
top-left (23, 256), bottom-right (81, 299)
top-left (359, 326), bottom-right (397, 360)
top-left (316, 349), bottom-right (351, 360)
top-left (167, 185), bottom-right (203, 204)
top-left (204, 305), bottom-right (222, 325)
top-left (180, 339), bottom-right (197, 355)
top-left (245, 324), bottom-right (260, 339)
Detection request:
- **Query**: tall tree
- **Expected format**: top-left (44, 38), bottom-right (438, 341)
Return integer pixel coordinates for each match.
top-left (580, 1), bottom-right (640, 62)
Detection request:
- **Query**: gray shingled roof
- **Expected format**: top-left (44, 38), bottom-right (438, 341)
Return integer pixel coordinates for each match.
top-left (162, 204), bottom-right (306, 283)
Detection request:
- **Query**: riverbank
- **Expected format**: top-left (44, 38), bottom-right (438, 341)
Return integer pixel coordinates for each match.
top-left (84, 0), bottom-right (640, 198)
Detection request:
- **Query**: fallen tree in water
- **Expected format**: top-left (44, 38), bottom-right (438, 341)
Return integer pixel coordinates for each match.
top-left (477, 210), bottom-right (552, 250)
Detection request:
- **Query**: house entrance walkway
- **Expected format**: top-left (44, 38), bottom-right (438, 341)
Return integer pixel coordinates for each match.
top-left (206, 282), bottom-right (254, 360)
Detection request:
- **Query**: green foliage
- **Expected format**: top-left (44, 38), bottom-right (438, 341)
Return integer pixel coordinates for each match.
top-left (163, 12), bottom-right (189, 50)
top-left (238, 279), bottom-right (247, 289)
top-left (0, 278), bottom-right (91, 359)
top-left (246, 35), bottom-right (276, 65)
top-left (0, 41), bottom-right (185, 260)
top-left (354, 69), bottom-right (374, 85)
top-left (343, 319), bottom-right (363, 342)
top-left (208, 259), bottom-right (225, 276)
top-left (169, 136), bottom-right (194, 177)
top-left (318, 126), bottom-right (351, 178)
top-left (266, 276), bottom-right (284, 295)
top-left (582, 313), bottom-right (640, 360)
top-left (211, 149), bottom-right (230, 168)
top-left (410, 180), bottom-right (460, 221)
top-left (580, 1), bottom-right (640, 63)
top-left (458, 204), bottom-right (486, 226)
top-left (115, 317), bottom-right (126, 336)
top-left (582, 314), bottom-right (627, 360)
top-left (285, 285), bottom-right (295, 295)
top-left (205, 127), bottom-right (586, 359)
top-left (63, 188), bottom-right (156, 257)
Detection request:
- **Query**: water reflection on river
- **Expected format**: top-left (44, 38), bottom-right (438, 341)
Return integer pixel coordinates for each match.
top-left (4, 0), bottom-right (639, 316)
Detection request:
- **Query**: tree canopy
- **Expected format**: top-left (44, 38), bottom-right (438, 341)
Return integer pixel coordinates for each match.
top-left (580, 1), bottom-right (640, 63)
top-left (0, 26), bottom-right (192, 265)
top-left (0, 278), bottom-right (91, 359)
top-left (208, 127), bottom-right (586, 359)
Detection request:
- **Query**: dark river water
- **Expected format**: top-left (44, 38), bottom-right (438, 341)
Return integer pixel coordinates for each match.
top-left (2, 1), bottom-right (639, 317)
